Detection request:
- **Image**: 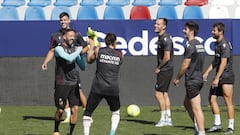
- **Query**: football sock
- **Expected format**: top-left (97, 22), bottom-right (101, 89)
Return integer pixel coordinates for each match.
top-left (67, 123), bottom-right (75, 135)
top-left (111, 110), bottom-right (120, 132)
top-left (160, 110), bottom-right (166, 121)
top-left (228, 119), bottom-right (234, 130)
top-left (198, 131), bottom-right (205, 135)
top-left (83, 116), bottom-right (92, 135)
top-left (214, 114), bottom-right (221, 125)
top-left (65, 108), bottom-right (71, 119)
top-left (166, 109), bottom-right (171, 120)
top-left (54, 120), bottom-right (60, 132)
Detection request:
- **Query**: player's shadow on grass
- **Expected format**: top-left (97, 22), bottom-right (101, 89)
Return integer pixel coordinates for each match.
top-left (121, 118), bottom-right (155, 125)
top-left (23, 116), bottom-right (54, 121)
top-left (174, 125), bottom-right (195, 131)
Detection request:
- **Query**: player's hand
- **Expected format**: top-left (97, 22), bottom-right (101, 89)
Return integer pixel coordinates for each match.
top-left (173, 79), bottom-right (180, 87)
top-left (155, 68), bottom-right (160, 74)
top-left (42, 63), bottom-right (48, 70)
top-left (203, 72), bottom-right (208, 81)
top-left (212, 78), bottom-right (219, 88)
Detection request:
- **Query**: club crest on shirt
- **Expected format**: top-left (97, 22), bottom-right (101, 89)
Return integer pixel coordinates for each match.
top-left (223, 43), bottom-right (226, 48)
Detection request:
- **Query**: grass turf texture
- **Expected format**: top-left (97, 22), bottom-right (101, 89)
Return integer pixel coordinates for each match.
top-left (0, 106), bottom-right (239, 135)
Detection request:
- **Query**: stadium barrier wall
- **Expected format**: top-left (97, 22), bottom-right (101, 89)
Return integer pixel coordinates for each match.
top-left (0, 20), bottom-right (240, 106)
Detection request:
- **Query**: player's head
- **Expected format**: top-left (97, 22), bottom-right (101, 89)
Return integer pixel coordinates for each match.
top-left (183, 21), bottom-right (199, 39)
top-left (212, 22), bottom-right (225, 39)
top-left (154, 18), bottom-right (168, 34)
top-left (59, 12), bottom-right (71, 30)
top-left (63, 28), bottom-right (75, 45)
top-left (105, 33), bottom-right (117, 48)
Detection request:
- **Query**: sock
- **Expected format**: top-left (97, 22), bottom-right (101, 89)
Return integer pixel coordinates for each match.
top-left (166, 109), bottom-right (171, 120)
top-left (194, 121), bottom-right (199, 132)
top-left (54, 120), bottom-right (60, 132)
top-left (214, 114), bottom-right (221, 125)
top-left (67, 123), bottom-right (75, 135)
top-left (198, 131), bottom-right (205, 135)
top-left (111, 110), bottom-right (120, 132)
top-left (65, 108), bottom-right (71, 119)
top-left (83, 116), bottom-right (92, 135)
top-left (160, 110), bottom-right (166, 121)
top-left (228, 119), bottom-right (234, 130)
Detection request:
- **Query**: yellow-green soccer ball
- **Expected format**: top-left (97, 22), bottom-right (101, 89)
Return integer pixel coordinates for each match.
top-left (127, 104), bottom-right (140, 117)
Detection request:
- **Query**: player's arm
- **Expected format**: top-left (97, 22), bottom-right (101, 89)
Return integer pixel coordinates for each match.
top-left (212, 57), bottom-right (227, 88)
top-left (87, 38), bottom-right (99, 64)
top-left (42, 48), bottom-right (54, 70)
top-left (76, 55), bottom-right (86, 71)
top-left (54, 46), bottom-right (82, 62)
top-left (173, 58), bottom-right (191, 86)
top-left (203, 63), bottom-right (213, 81)
top-left (156, 51), bottom-right (170, 73)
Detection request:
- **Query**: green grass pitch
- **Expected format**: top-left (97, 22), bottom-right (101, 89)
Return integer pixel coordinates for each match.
top-left (0, 106), bottom-right (239, 135)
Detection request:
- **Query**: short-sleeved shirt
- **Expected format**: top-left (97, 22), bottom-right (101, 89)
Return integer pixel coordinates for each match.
top-left (184, 39), bottom-right (205, 85)
top-left (212, 38), bottom-right (234, 78)
top-left (156, 32), bottom-right (174, 71)
top-left (91, 47), bottom-right (123, 96)
top-left (55, 43), bottom-right (79, 85)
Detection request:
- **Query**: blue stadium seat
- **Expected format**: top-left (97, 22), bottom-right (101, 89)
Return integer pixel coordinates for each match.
top-left (25, 7), bottom-right (46, 20)
top-left (103, 6), bottom-right (125, 20)
top-left (77, 6), bottom-right (98, 20)
top-left (156, 6), bottom-right (177, 19)
top-left (0, 7), bottom-right (19, 20)
top-left (1, 0), bottom-right (25, 7)
top-left (28, 0), bottom-right (51, 7)
top-left (132, 0), bottom-right (156, 6)
top-left (106, 0), bottom-right (130, 6)
top-left (80, 0), bottom-right (104, 6)
top-left (51, 6), bottom-right (72, 20)
top-left (183, 6), bottom-right (204, 19)
top-left (54, 0), bottom-right (78, 7)
top-left (159, 0), bottom-right (182, 6)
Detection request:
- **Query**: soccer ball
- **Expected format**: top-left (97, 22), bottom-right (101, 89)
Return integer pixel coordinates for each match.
top-left (127, 104), bottom-right (140, 117)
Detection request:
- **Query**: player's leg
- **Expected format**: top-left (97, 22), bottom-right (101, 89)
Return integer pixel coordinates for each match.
top-left (222, 84), bottom-right (234, 134)
top-left (83, 92), bottom-right (103, 135)
top-left (62, 99), bottom-right (71, 123)
top-left (79, 89), bottom-right (87, 109)
top-left (163, 92), bottom-right (172, 126)
top-left (155, 91), bottom-right (166, 126)
top-left (106, 95), bottom-right (121, 135)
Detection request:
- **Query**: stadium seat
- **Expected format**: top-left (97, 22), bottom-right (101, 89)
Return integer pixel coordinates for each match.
top-left (103, 6), bottom-right (125, 20)
top-left (209, 6), bottom-right (229, 19)
top-left (132, 0), bottom-right (156, 6)
top-left (234, 6), bottom-right (240, 18)
top-left (182, 6), bottom-right (204, 19)
top-left (80, 0), bottom-right (104, 6)
top-left (159, 0), bottom-right (182, 6)
top-left (106, 0), bottom-right (130, 6)
top-left (54, 0), bottom-right (78, 7)
top-left (25, 7), bottom-right (46, 20)
top-left (77, 6), bottom-right (98, 20)
top-left (211, 0), bottom-right (235, 6)
top-left (0, 7), bottom-right (19, 20)
top-left (237, 0), bottom-right (240, 5)
top-left (1, 0), bottom-right (25, 7)
top-left (156, 6), bottom-right (177, 19)
top-left (184, 0), bottom-right (208, 6)
top-left (28, 0), bottom-right (51, 7)
top-left (130, 6), bottom-right (151, 20)
top-left (51, 6), bottom-right (72, 20)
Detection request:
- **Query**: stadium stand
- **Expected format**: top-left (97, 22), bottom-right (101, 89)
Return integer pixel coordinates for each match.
top-left (25, 6), bottom-right (46, 20)
top-left (159, 0), bottom-right (182, 6)
top-left (28, 0), bottom-right (51, 7)
top-left (106, 0), bottom-right (130, 6)
top-left (156, 6), bottom-right (177, 19)
top-left (1, 0), bottom-right (25, 7)
top-left (0, 7), bottom-right (19, 20)
top-left (130, 6), bottom-right (151, 19)
top-left (77, 6), bottom-right (98, 20)
top-left (184, 0), bottom-right (208, 6)
top-left (103, 6), bottom-right (125, 20)
top-left (235, 6), bottom-right (240, 19)
top-left (211, 0), bottom-right (235, 6)
top-left (132, 0), bottom-right (156, 6)
top-left (209, 5), bottom-right (230, 19)
top-left (182, 6), bottom-right (204, 19)
top-left (51, 6), bottom-right (72, 20)
top-left (54, 0), bottom-right (78, 7)
top-left (80, 0), bottom-right (104, 6)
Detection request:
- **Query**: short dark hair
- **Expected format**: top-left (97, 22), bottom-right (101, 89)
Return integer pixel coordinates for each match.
top-left (158, 18), bottom-right (168, 26)
top-left (63, 28), bottom-right (75, 35)
top-left (213, 22), bottom-right (225, 34)
top-left (184, 21), bottom-right (199, 36)
top-left (105, 33), bottom-right (117, 46)
top-left (59, 12), bottom-right (70, 19)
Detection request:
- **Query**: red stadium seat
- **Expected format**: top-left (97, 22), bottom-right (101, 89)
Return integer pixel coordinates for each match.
top-left (184, 0), bottom-right (208, 6)
top-left (130, 6), bottom-right (151, 20)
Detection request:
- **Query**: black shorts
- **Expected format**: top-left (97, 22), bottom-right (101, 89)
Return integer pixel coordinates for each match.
top-left (185, 83), bottom-right (203, 99)
top-left (209, 75), bottom-right (234, 97)
top-left (54, 85), bottom-right (81, 109)
top-left (83, 92), bottom-right (120, 117)
top-left (155, 69), bottom-right (173, 92)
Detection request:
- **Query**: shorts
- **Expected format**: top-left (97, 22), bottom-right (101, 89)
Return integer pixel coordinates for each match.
top-left (54, 85), bottom-right (81, 109)
top-left (155, 69), bottom-right (173, 92)
top-left (185, 83), bottom-right (203, 99)
top-left (83, 92), bottom-right (120, 117)
top-left (209, 75), bottom-right (234, 97)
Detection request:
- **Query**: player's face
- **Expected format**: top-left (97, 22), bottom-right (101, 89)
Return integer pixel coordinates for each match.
top-left (211, 27), bottom-right (220, 39)
top-left (65, 31), bottom-right (75, 45)
top-left (154, 19), bottom-right (165, 33)
top-left (183, 27), bottom-right (191, 38)
top-left (60, 16), bottom-right (70, 29)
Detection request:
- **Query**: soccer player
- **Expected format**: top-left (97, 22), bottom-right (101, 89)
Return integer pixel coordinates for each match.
top-left (41, 12), bottom-right (87, 123)
top-left (203, 22), bottom-right (234, 134)
top-left (83, 33), bottom-right (123, 135)
top-left (173, 21), bottom-right (205, 135)
top-left (154, 18), bottom-right (174, 127)
top-left (52, 28), bottom-right (83, 135)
